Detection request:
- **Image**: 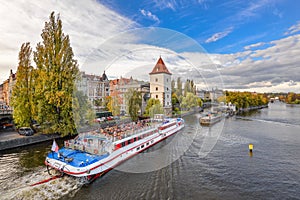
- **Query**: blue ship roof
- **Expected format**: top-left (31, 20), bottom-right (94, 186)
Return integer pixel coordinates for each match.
top-left (47, 148), bottom-right (109, 167)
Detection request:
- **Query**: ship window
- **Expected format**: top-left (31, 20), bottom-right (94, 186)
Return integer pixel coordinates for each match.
top-left (134, 137), bottom-right (137, 142)
top-left (146, 142), bottom-right (149, 146)
top-left (141, 144), bottom-right (144, 148)
top-left (122, 142), bottom-right (125, 147)
top-left (137, 147), bottom-right (140, 151)
top-left (128, 140), bottom-right (131, 145)
top-left (151, 140), bottom-right (154, 143)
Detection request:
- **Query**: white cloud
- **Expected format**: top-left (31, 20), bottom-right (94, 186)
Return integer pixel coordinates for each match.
top-left (205, 27), bottom-right (233, 43)
top-left (139, 9), bottom-right (160, 23)
top-left (284, 21), bottom-right (300, 35)
top-left (1, 1), bottom-right (299, 94)
top-left (244, 42), bottom-right (265, 50)
top-left (0, 0), bottom-right (136, 83)
top-left (212, 34), bottom-right (300, 92)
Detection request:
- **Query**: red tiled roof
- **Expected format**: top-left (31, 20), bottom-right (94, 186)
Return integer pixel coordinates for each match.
top-left (149, 57), bottom-right (172, 75)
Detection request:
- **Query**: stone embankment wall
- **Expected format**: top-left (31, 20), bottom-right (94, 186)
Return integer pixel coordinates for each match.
top-left (0, 133), bottom-right (60, 151)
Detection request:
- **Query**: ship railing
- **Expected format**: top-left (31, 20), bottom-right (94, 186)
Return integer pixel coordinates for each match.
top-left (118, 124), bottom-right (158, 140)
top-left (64, 139), bottom-right (109, 155)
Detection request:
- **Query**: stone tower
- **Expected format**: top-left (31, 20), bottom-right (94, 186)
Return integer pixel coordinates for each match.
top-left (149, 57), bottom-right (172, 115)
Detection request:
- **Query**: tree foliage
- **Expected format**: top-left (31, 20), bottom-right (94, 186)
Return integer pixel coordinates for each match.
top-left (33, 12), bottom-right (79, 136)
top-left (125, 88), bottom-right (142, 121)
top-left (286, 92), bottom-right (300, 104)
top-left (108, 96), bottom-right (121, 116)
top-left (144, 98), bottom-right (161, 116)
top-left (183, 79), bottom-right (196, 97)
top-left (181, 92), bottom-right (199, 110)
top-left (11, 42), bottom-right (34, 128)
top-left (225, 91), bottom-right (269, 109)
top-left (149, 102), bottom-right (164, 118)
top-left (73, 90), bottom-right (95, 126)
top-left (176, 77), bottom-right (182, 97)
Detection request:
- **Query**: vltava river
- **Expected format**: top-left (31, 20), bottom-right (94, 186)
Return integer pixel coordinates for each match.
top-left (0, 102), bottom-right (299, 200)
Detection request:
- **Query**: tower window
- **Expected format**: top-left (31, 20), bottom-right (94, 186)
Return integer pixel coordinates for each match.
top-left (167, 87), bottom-right (169, 91)
top-left (156, 95), bottom-right (158, 99)
top-left (156, 87), bottom-right (158, 91)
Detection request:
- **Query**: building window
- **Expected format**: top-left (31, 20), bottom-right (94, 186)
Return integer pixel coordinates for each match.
top-left (167, 102), bottom-right (169, 105)
top-left (167, 78), bottom-right (168, 82)
top-left (156, 95), bottom-right (158, 99)
top-left (167, 87), bottom-right (169, 91)
top-left (167, 95), bottom-right (169, 98)
top-left (155, 78), bottom-right (158, 82)
top-left (156, 87), bottom-right (158, 91)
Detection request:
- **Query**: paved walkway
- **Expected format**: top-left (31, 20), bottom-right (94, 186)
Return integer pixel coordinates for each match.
top-left (0, 130), bottom-right (23, 142)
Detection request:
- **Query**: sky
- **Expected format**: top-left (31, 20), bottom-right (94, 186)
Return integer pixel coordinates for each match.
top-left (0, 0), bottom-right (299, 93)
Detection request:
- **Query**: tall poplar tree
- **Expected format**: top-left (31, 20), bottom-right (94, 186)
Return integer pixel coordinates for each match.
top-left (11, 42), bottom-right (34, 128)
top-left (33, 12), bottom-right (79, 136)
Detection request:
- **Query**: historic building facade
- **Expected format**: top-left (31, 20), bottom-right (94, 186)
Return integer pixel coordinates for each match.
top-left (76, 71), bottom-right (110, 107)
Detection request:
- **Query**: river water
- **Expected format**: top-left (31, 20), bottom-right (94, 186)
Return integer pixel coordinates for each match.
top-left (0, 102), bottom-right (299, 200)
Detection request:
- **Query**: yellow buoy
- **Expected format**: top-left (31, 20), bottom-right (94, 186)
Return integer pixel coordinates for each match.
top-left (249, 143), bottom-right (253, 152)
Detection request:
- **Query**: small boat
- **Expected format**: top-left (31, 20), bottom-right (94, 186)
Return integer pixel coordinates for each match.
top-left (199, 112), bottom-right (224, 126)
top-left (45, 116), bottom-right (184, 183)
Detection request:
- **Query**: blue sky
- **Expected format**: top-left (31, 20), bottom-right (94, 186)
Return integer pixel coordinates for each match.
top-left (0, 0), bottom-right (299, 92)
top-left (100, 0), bottom-right (300, 53)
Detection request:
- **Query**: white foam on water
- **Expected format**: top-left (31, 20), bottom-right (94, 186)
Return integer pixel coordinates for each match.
top-left (0, 166), bottom-right (84, 200)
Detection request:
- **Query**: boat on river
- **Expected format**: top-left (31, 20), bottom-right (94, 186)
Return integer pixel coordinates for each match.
top-left (199, 112), bottom-right (225, 126)
top-left (45, 116), bottom-right (184, 182)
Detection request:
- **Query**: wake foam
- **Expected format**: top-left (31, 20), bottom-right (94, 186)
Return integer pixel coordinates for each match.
top-left (0, 166), bottom-right (83, 200)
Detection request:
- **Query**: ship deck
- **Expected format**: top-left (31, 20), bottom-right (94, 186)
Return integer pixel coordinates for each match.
top-left (47, 148), bottom-right (109, 167)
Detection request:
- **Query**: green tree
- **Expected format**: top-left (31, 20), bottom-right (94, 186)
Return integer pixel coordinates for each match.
top-left (103, 96), bottom-right (112, 111)
top-left (149, 102), bottom-right (164, 118)
top-left (73, 90), bottom-right (95, 126)
top-left (125, 89), bottom-right (142, 121)
top-left (33, 12), bottom-right (79, 136)
top-left (11, 42), bottom-right (34, 128)
top-left (181, 92), bottom-right (198, 110)
top-left (108, 96), bottom-right (121, 116)
top-left (176, 77), bottom-right (182, 97)
top-left (145, 98), bottom-right (161, 116)
top-left (171, 79), bottom-right (176, 95)
top-left (183, 79), bottom-right (191, 97)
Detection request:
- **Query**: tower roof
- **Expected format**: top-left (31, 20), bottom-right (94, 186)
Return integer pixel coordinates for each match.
top-left (149, 57), bottom-right (172, 75)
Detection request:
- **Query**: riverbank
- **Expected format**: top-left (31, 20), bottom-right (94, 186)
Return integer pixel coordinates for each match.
top-left (237, 104), bottom-right (268, 113)
top-left (0, 109), bottom-right (200, 151)
top-left (0, 132), bottom-right (61, 151)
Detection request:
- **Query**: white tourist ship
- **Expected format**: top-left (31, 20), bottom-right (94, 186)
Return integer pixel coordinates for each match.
top-left (45, 116), bottom-right (184, 182)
